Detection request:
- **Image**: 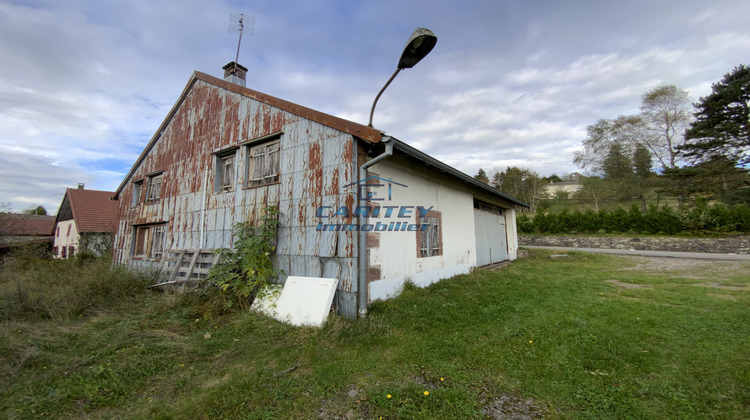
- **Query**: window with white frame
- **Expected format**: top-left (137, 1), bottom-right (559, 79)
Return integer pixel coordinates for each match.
top-left (133, 223), bottom-right (166, 260)
top-left (417, 210), bottom-right (442, 258)
top-left (214, 149), bottom-right (237, 193)
top-left (246, 140), bottom-right (280, 187)
top-left (145, 173), bottom-right (163, 203)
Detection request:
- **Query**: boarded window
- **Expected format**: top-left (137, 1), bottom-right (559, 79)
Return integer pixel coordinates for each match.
top-left (133, 224), bottom-right (167, 260)
top-left (247, 140), bottom-right (280, 187)
top-left (214, 150), bottom-right (237, 193)
top-left (417, 211), bottom-right (443, 258)
top-left (132, 180), bottom-right (143, 206)
top-left (146, 174), bottom-right (163, 203)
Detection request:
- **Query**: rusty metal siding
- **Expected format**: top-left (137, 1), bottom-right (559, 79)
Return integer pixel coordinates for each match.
top-left (113, 79), bottom-right (359, 296)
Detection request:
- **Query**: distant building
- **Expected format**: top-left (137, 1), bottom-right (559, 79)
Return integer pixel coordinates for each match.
top-left (0, 213), bottom-right (55, 259)
top-left (53, 185), bottom-right (118, 259)
top-left (543, 172), bottom-right (584, 198)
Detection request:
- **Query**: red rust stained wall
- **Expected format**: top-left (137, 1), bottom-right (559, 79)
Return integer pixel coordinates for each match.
top-left (113, 80), bottom-right (360, 292)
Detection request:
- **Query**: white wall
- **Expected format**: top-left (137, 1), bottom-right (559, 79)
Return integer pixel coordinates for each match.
top-left (53, 220), bottom-right (79, 258)
top-left (367, 159), bottom-right (477, 301)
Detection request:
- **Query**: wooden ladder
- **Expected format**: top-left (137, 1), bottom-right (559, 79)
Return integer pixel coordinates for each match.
top-left (150, 249), bottom-right (219, 289)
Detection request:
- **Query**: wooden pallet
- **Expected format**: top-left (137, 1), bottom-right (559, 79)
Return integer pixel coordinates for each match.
top-left (150, 249), bottom-right (219, 288)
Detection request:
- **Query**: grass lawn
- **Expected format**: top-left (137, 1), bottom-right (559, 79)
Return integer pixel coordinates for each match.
top-left (1, 250), bottom-right (748, 419)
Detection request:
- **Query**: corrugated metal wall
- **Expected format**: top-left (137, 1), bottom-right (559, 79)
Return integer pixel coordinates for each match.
top-left (113, 79), bottom-right (360, 316)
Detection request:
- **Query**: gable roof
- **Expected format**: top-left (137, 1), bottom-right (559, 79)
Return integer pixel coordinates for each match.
top-left (113, 71), bottom-right (383, 198)
top-left (0, 213), bottom-right (55, 236)
top-left (112, 68), bottom-right (528, 208)
top-left (56, 188), bottom-right (119, 233)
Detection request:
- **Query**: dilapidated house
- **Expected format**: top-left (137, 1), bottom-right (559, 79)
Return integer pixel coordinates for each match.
top-left (53, 185), bottom-right (119, 259)
top-left (112, 62), bottom-right (528, 318)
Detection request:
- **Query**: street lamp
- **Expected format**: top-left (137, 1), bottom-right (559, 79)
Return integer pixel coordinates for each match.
top-left (367, 27), bottom-right (437, 128)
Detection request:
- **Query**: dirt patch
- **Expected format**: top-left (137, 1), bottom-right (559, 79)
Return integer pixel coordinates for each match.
top-left (618, 256), bottom-right (750, 282)
top-left (693, 282), bottom-right (748, 291)
top-left (606, 279), bottom-right (646, 289)
top-left (482, 394), bottom-right (548, 419)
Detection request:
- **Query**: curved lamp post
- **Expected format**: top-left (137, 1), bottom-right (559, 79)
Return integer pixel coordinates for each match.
top-left (367, 28), bottom-right (437, 128)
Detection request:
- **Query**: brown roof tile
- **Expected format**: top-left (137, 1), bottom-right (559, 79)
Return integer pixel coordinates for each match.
top-left (0, 213), bottom-right (55, 236)
top-left (64, 189), bottom-right (119, 233)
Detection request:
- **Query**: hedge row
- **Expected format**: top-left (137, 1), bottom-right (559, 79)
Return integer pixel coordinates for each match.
top-left (518, 203), bottom-right (750, 235)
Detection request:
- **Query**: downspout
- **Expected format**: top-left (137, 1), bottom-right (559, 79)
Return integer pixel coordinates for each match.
top-left (199, 166), bottom-right (208, 248)
top-left (358, 136), bottom-right (394, 317)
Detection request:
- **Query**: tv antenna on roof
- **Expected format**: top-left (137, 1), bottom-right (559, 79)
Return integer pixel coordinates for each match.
top-left (228, 13), bottom-right (255, 64)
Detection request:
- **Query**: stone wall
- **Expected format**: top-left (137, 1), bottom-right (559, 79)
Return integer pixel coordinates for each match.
top-left (519, 235), bottom-right (750, 254)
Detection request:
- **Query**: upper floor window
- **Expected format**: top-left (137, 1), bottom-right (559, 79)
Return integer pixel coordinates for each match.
top-left (132, 180), bottom-right (143, 206)
top-left (246, 140), bottom-right (280, 187)
top-left (145, 173), bottom-right (163, 204)
top-left (214, 149), bottom-right (237, 193)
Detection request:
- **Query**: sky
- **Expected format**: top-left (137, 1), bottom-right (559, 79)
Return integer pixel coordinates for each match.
top-left (1, 0), bottom-right (749, 214)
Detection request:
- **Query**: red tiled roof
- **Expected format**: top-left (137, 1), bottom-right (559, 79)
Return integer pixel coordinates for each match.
top-left (64, 188), bottom-right (119, 233)
top-left (0, 213), bottom-right (55, 236)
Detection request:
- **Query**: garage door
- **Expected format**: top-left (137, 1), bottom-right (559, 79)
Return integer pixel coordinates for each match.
top-left (473, 208), bottom-right (508, 266)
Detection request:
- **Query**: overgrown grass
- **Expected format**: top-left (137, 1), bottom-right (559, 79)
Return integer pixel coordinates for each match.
top-left (1, 249), bottom-right (748, 418)
top-left (0, 246), bottom-right (153, 321)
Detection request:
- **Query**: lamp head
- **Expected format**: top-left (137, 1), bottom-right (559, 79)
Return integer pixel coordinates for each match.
top-left (397, 28), bottom-right (437, 69)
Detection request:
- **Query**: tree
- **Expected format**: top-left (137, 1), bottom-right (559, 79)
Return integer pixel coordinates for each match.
top-left (640, 84), bottom-right (693, 170)
top-left (573, 116), bottom-right (641, 174)
top-left (546, 173), bottom-right (563, 183)
top-left (22, 205), bottom-right (47, 216)
top-left (602, 143), bottom-right (634, 181)
top-left (491, 167), bottom-right (547, 211)
top-left (633, 143), bottom-right (653, 210)
top-left (682, 64), bottom-right (750, 167)
top-left (574, 85), bottom-right (693, 174)
top-left (633, 143), bottom-right (653, 181)
top-left (474, 168), bottom-right (489, 184)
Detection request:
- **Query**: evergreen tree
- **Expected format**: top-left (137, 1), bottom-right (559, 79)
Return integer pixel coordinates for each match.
top-left (682, 64), bottom-right (750, 166)
top-left (474, 168), bottom-right (490, 184)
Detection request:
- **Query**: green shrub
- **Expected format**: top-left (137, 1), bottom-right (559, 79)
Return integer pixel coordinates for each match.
top-left (206, 207), bottom-right (281, 310)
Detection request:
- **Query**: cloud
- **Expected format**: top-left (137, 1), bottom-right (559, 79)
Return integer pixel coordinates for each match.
top-left (2, 0), bottom-right (750, 213)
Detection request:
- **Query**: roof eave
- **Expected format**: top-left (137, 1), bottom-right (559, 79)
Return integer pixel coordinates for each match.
top-left (386, 137), bottom-right (530, 208)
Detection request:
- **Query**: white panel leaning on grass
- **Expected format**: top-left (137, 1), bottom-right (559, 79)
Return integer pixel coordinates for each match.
top-left (253, 277), bottom-right (338, 327)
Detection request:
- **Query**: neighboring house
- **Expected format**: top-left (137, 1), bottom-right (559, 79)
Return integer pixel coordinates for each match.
top-left (53, 185), bottom-right (119, 259)
top-left (111, 62), bottom-right (529, 318)
top-left (543, 181), bottom-right (582, 198)
top-left (0, 213), bottom-right (55, 260)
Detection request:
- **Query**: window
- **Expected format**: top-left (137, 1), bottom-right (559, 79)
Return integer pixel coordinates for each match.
top-left (61, 246), bottom-right (67, 259)
top-left (145, 173), bottom-right (163, 203)
top-left (68, 246), bottom-right (75, 257)
top-left (417, 210), bottom-right (442, 258)
top-left (56, 227), bottom-right (59, 237)
top-left (67, 224), bottom-right (72, 237)
top-left (246, 140), bottom-right (280, 187)
top-left (214, 149), bottom-right (237, 193)
top-left (133, 224), bottom-right (166, 260)
top-left (132, 180), bottom-right (143, 206)
top-left (53, 246), bottom-right (58, 256)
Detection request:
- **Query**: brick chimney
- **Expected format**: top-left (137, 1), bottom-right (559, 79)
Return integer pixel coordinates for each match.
top-left (222, 62), bottom-right (247, 87)
top-left (77, 183), bottom-right (85, 189)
